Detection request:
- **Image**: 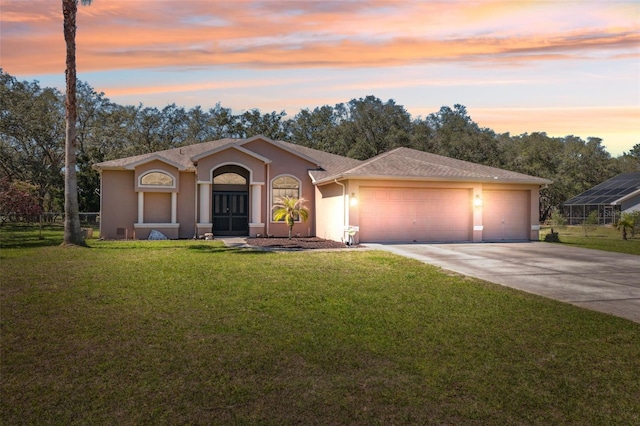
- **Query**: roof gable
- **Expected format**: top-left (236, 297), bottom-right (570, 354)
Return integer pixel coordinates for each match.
top-left (124, 154), bottom-right (187, 171)
top-left (191, 143), bottom-right (272, 164)
top-left (238, 135), bottom-right (322, 166)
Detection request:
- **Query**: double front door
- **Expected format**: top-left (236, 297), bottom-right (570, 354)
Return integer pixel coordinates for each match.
top-left (213, 191), bottom-right (248, 235)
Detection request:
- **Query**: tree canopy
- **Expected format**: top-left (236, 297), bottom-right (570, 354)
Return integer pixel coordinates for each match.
top-left (1, 69), bottom-right (637, 221)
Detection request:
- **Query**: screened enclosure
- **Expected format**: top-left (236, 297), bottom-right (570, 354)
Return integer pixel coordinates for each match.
top-left (563, 172), bottom-right (640, 225)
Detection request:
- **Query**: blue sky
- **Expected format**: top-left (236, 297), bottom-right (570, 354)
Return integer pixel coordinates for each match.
top-left (1, 0), bottom-right (638, 155)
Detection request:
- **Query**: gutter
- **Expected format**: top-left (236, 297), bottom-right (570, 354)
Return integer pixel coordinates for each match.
top-left (266, 163), bottom-right (270, 237)
top-left (315, 174), bottom-right (552, 186)
top-left (194, 170), bottom-right (198, 238)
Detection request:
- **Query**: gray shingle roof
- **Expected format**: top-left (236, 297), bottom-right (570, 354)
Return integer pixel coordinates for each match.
top-left (314, 147), bottom-right (552, 185)
top-left (93, 138), bottom-right (240, 171)
top-left (93, 136), bottom-right (363, 178)
top-left (94, 136), bottom-right (551, 185)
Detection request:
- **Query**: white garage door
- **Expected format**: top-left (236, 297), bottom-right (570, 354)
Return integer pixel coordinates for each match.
top-left (482, 190), bottom-right (530, 241)
top-left (359, 187), bottom-right (472, 243)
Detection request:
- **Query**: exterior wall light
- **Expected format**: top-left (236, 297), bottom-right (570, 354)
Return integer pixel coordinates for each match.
top-left (474, 195), bottom-right (483, 208)
top-left (350, 193), bottom-right (358, 206)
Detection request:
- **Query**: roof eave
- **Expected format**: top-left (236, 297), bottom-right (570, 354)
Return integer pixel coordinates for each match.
top-left (120, 154), bottom-right (189, 171)
top-left (314, 173), bottom-right (551, 186)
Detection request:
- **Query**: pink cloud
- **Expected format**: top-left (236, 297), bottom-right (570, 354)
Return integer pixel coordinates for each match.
top-left (1, 0), bottom-right (637, 75)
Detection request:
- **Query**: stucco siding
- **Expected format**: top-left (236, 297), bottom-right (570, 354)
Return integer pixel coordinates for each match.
top-left (178, 172), bottom-right (196, 238)
top-left (315, 183), bottom-right (347, 243)
top-left (143, 192), bottom-right (171, 223)
top-left (99, 170), bottom-right (137, 239)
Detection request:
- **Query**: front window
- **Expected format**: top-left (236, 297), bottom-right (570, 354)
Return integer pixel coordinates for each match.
top-left (214, 173), bottom-right (247, 185)
top-left (272, 176), bottom-right (300, 220)
top-left (140, 171), bottom-right (174, 187)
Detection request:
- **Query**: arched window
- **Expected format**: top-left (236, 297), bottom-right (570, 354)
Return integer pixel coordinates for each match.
top-left (272, 175), bottom-right (300, 220)
top-left (140, 171), bottom-right (174, 187)
top-left (213, 173), bottom-right (247, 185)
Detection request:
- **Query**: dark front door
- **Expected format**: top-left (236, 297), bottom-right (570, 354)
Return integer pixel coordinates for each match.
top-left (213, 191), bottom-right (248, 236)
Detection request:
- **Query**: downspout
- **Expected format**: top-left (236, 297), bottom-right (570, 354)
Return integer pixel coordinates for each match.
top-left (98, 169), bottom-right (103, 239)
top-left (335, 179), bottom-right (346, 243)
top-left (193, 170), bottom-right (198, 239)
top-left (266, 163), bottom-right (270, 237)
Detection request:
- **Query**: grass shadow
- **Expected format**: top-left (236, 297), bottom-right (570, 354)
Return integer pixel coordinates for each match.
top-left (0, 224), bottom-right (64, 249)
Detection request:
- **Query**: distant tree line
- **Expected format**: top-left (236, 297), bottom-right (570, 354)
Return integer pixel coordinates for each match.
top-left (1, 69), bottom-right (639, 221)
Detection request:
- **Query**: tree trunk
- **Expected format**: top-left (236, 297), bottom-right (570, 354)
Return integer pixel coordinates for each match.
top-left (62, 0), bottom-right (86, 246)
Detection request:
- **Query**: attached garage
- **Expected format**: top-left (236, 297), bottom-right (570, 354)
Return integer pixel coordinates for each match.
top-left (359, 187), bottom-right (472, 243)
top-left (482, 190), bottom-right (531, 241)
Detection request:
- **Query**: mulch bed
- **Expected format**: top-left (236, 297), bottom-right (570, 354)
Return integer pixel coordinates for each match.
top-left (246, 237), bottom-right (354, 250)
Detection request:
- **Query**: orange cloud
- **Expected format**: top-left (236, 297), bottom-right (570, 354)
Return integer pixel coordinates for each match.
top-left (2, 0), bottom-right (638, 75)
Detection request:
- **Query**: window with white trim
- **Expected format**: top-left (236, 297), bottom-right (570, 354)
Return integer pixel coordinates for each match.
top-left (140, 171), bottom-right (174, 187)
top-left (272, 175), bottom-right (300, 221)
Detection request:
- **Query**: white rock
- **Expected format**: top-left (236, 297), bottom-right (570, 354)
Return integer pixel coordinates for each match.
top-left (148, 229), bottom-right (168, 240)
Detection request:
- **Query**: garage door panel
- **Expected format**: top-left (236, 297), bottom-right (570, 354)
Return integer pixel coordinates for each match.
top-left (360, 187), bottom-right (472, 243)
top-left (483, 190), bottom-right (530, 240)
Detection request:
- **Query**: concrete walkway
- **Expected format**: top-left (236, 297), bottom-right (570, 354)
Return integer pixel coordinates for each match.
top-left (216, 237), bottom-right (250, 248)
top-left (366, 242), bottom-right (640, 324)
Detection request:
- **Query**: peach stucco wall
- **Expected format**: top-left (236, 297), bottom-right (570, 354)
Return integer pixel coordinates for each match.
top-left (177, 172), bottom-right (196, 238)
top-left (143, 192), bottom-right (171, 223)
top-left (100, 170), bottom-right (137, 239)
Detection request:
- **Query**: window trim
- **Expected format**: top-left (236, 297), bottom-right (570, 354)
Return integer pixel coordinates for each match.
top-left (139, 170), bottom-right (176, 188)
top-left (213, 172), bottom-right (248, 185)
top-left (271, 174), bottom-right (302, 223)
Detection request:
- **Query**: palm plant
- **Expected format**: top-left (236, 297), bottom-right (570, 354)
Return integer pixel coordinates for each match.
top-left (62, 0), bottom-right (92, 246)
top-left (272, 196), bottom-right (309, 239)
top-left (615, 212), bottom-right (635, 241)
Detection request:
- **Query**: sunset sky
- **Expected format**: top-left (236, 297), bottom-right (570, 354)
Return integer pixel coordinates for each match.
top-left (1, 0), bottom-right (638, 156)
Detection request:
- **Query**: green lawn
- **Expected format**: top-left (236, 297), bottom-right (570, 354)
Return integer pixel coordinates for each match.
top-left (540, 224), bottom-right (640, 255)
top-left (2, 225), bottom-right (640, 425)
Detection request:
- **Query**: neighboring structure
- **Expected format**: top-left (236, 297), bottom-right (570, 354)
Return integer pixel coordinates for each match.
top-left (563, 172), bottom-right (640, 225)
top-left (93, 135), bottom-right (551, 243)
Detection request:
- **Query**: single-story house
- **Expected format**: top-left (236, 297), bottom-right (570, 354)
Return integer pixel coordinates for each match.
top-left (563, 172), bottom-right (640, 225)
top-left (93, 135), bottom-right (551, 243)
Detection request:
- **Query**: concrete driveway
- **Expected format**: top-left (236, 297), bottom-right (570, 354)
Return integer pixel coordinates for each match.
top-left (366, 242), bottom-right (640, 323)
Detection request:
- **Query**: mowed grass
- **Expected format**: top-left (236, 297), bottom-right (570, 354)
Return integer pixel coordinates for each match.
top-left (1, 225), bottom-right (639, 425)
top-left (540, 225), bottom-right (640, 255)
